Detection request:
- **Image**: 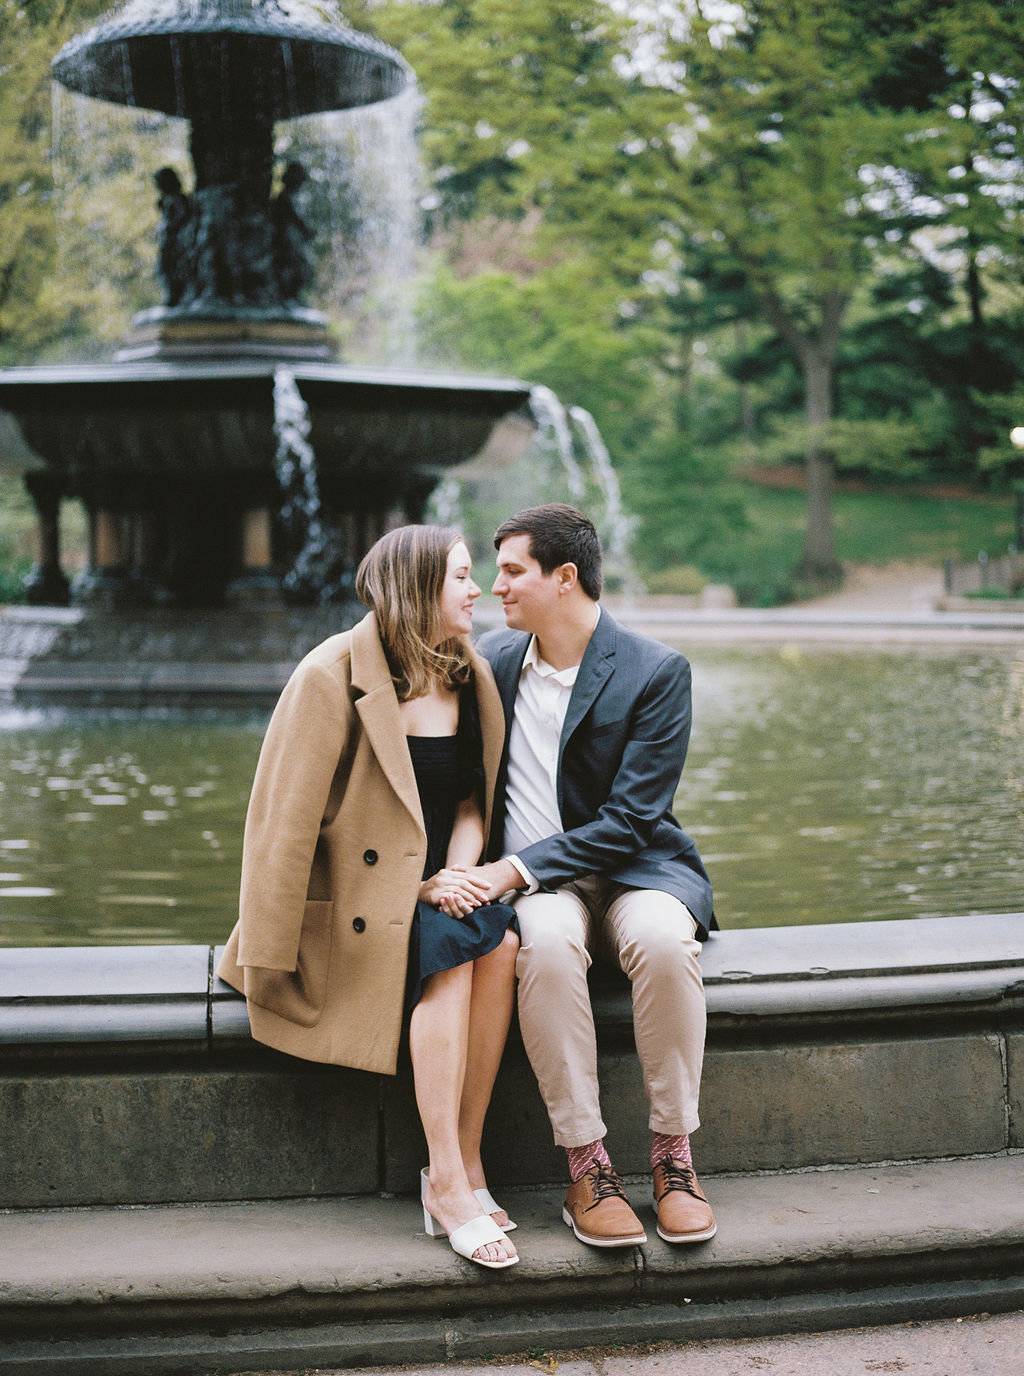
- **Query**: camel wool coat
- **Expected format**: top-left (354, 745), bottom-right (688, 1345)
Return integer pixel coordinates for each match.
top-left (216, 611), bottom-right (506, 1075)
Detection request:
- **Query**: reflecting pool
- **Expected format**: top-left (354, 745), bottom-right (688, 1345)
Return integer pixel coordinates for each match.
top-left (0, 642), bottom-right (1021, 945)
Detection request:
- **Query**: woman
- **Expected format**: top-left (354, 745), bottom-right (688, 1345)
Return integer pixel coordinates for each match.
top-left (217, 526), bottom-right (520, 1269)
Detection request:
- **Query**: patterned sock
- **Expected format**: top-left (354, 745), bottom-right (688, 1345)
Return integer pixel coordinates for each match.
top-left (652, 1131), bottom-right (692, 1170)
top-left (566, 1139), bottom-right (612, 1183)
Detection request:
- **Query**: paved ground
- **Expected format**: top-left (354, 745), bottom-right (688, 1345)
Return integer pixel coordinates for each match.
top-left (800, 559), bottom-right (945, 612)
top-left (233, 1309), bottom-right (1024, 1376)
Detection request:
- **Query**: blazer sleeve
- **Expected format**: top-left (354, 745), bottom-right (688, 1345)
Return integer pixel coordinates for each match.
top-left (236, 658), bottom-right (351, 972)
top-left (514, 651), bottom-right (691, 888)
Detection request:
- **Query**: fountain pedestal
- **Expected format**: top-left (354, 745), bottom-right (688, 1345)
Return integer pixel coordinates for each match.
top-left (117, 307), bottom-right (339, 364)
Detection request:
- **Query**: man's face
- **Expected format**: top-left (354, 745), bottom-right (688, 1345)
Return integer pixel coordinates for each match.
top-left (492, 534), bottom-right (563, 635)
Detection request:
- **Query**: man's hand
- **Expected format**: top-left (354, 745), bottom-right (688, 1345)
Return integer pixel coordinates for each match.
top-left (461, 859), bottom-right (526, 903)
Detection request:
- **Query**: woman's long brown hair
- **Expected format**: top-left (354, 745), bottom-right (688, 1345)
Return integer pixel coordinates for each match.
top-left (355, 525), bottom-right (475, 701)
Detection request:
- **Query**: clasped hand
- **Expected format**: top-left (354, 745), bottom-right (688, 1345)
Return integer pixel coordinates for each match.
top-left (419, 858), bottom-right (525, 917)
top-left (419, 866), bottom-right (491, 918)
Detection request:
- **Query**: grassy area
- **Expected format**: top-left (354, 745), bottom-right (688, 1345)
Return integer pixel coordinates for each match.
top-left (698, 484), bottom-right (1018, 605)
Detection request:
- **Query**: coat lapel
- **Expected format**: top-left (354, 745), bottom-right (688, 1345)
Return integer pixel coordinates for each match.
top-left (471, 652), bottom-right (506, 844)
top-left (349, 614), bottom-right (424, 835)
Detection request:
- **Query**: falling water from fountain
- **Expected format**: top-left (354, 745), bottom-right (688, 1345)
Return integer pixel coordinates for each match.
top-left (527, 385), bottom-right (637, 591)
top-left (426, 381), bottom-right (636, 589)
top-left (428, 475), bottom-right (465, 531)
top-left (528, 384), bottom-right (586, 501)
top-left (272, 368), bottom-right (350, 604)
top-left (568, 404), bottom-right (637, 595)
top-left (271, 84), bottom-right (424, 365)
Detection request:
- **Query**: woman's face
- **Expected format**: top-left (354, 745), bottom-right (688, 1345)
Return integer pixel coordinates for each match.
top-left (439, 540), bottom-right (481, 639)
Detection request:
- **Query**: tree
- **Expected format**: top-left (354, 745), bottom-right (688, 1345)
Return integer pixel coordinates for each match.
top-left (373, 0), bottom-right (681, 308)
top-left (899, 0), bottom-right (1024, 470)
top-left (641, 0), bottom-right (948, 588)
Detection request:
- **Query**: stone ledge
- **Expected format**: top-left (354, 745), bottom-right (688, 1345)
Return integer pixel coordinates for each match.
top-left (0, 946), bottom-right (211, 1049)
top-left (2, 915), bottom-right (1021, 1054)
top-left (0, 1155), bottom-right (1022, 1375)
top-left (1, 916), bottom-right (1021, 1207)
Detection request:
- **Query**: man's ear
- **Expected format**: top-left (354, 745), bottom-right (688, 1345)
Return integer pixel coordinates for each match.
top-left (556, 562), bottom-right (579, 594)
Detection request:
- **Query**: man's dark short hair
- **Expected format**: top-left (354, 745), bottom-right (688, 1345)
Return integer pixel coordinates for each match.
top-left (494, 503), bottom-right (603, 601)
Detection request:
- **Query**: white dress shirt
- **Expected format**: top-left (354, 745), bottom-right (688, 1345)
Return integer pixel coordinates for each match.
top-left (504, 608), bottom-right (600, 889)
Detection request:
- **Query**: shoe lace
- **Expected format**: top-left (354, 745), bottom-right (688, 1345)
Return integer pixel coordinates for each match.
top-left (584, 1159), bottom-right (627, 1210)
top-left (655, 1158), bottom-right (705, 1201)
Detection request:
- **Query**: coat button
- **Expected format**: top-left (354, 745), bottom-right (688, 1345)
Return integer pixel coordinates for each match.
top-left (352, 917), bottom-right (366, 933)
top-left (363, 849), bottom-right (378, 865)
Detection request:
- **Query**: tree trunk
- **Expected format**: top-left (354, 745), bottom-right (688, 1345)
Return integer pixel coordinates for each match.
top-left (761, 289), bottom-right (846, 591)
top-left (795, 344), bottom-right (842, 588)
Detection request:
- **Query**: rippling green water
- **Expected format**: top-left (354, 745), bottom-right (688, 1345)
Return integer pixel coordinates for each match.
top-left (685, 643), bottom-right (1024, 927)
top-left (0, 642), bottom-right (1020, 945)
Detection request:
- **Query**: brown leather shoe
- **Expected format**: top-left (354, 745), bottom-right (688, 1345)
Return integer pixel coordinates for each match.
top-left (562, 1160), bottom-right (647, 1247)
top-left (653, 1158), bottom-right (717, 1243)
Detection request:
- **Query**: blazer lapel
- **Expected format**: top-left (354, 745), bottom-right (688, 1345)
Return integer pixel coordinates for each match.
top-left (561, 610), bottom-right (616, 747)
top-left (350, 614), bottom-right (424, 835)
top-left (490, 634), bottom-right (530, 747)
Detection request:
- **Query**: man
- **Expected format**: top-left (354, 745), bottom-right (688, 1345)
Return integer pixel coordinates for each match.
top-left (465, 503), bottom-right (717, 1249)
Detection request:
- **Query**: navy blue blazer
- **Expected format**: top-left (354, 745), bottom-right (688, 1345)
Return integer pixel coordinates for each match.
top-left (476, 610), bottom-right (716, 939)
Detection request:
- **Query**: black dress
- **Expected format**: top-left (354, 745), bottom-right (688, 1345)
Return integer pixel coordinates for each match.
top-left (405, 698), bottom-right (519, 1011)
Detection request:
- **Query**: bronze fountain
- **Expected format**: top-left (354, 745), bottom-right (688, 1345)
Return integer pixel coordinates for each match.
top-left (0, 0), bottom-right (531, 614)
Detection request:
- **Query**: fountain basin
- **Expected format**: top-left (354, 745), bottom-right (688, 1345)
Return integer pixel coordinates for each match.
top-left (0, 360), bottom-right (534, 606)
top-left (0, 360), bottom-right (532, 479)
top-left (1, 914), bottom-right (1021, 1205)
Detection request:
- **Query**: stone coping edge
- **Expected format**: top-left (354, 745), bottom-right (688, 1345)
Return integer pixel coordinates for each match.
top-left (0, 914), bottom-right (1020, 1053)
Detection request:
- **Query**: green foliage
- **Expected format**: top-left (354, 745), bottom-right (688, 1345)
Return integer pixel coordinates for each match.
top-left (374, 0), bottom-right (662, 277)
top-left (0, 474), bottom-right (37, 603)
top-left (650, 0), bottom-right (957, 579)
top-left (417, 257), bottom-right (661, 444)
top-left (974, 386), bottom-right (1024, 493)
top-left (0, 0), bottom-right (62, 361)
top-left (1, 0), bottom-right (1022, 609)
top-left (415, 253), bottom-right (670, 580)
top-left (0, 0), bottom-right (113, 363)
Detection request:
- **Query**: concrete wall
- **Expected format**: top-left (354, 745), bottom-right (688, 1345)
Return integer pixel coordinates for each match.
top-left (1, 915), bottom-right (1021, 1209)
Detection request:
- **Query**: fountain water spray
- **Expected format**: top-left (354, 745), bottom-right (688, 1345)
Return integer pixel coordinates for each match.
top-left (528, 385), bottom-right (636, 591)
top-left (273, 368), bottom-right (350, 604)
top-left (568, 404), bottom-right (638, 595)
top-left (528, 385), bottom-right (586, 501)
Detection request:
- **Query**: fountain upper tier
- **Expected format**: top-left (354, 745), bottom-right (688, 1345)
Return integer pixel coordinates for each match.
top-left (51, 0), bottom-right (411, 120)
top-left (51, 0), bottom-right (413, 347)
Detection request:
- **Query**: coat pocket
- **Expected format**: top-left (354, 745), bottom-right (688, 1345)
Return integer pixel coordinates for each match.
top-left (243, 899), bottom-right (335, 1028)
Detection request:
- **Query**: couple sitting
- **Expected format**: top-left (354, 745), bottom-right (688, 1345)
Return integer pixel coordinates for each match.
top-left (218, 503), bottom-right (716, 1270)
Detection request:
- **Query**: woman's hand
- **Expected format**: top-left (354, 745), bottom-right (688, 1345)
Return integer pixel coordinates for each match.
top-left (419, 866), bottom-right (490, 918)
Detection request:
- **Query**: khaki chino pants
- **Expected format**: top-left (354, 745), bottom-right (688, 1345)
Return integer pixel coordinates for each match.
top-left (513, 875), bottom-right (706, 1148)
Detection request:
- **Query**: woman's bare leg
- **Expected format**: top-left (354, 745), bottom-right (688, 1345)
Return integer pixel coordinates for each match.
top-left (459, 930), bottom-right (520, 1227)
top-left (410, 960), bottom-right (517, 1264)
